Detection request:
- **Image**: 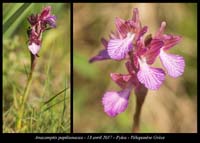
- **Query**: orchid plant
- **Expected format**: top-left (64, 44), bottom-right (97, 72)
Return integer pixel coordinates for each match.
top-left (16, 6), bottom-right (56, 131)
top-left (89, 8), bottom-right (185, 132)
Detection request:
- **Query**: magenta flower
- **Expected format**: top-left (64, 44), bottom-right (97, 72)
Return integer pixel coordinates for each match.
top-left (39, 6), bottom-right (56, 28)
top-left (90, 8), bottom-right (148, 62)
top-left (155, 22), bottom-right (185, 78)
top-left (102, 88), bottom-right (131, 117)
top-left (27, 6), bottom-right (56, 55)
top-left (136, 39), bottom-right (166, 90)
top-left (107, 11), bottom-right (148, 60)
top-left (89, 8), bottom-right (185, 117)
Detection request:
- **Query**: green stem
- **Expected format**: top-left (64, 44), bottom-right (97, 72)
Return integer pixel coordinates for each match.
top-left (16, 71), bottom-right (33, 131)
top-left (16, 54), bottom-right (37, 132)
top-left (132, 85), bottom-right (148, 133)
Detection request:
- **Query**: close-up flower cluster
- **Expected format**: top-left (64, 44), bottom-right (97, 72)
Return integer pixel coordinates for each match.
top-left (90, 8), bottom-right (185, 117)
top-left (27, 6), bottom-right (56, 55)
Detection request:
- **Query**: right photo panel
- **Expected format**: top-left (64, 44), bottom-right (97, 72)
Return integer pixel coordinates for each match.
top-left (73, 3), bottom-right (197, 133)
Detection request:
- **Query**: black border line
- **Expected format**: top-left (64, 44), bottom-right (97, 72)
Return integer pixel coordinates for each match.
top-left (1, 0), bottom-right (200, 142)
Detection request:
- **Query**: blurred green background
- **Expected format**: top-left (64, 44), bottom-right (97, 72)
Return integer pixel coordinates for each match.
top-left (73, 3), bottom-right (197, 133)
top-left (3, 3), bottom-right (70, 133)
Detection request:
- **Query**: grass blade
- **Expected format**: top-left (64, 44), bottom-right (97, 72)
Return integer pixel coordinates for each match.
top-left (41, 97), bottom-right (68, 113)
top-left (61, 74), bottom-right (67, 123)
top-left (43, 88), bottom-right (68, 105)
top-left (3, 3), bottom-right (31, 34)
top-left (3, 3), bottom-right (24, 24)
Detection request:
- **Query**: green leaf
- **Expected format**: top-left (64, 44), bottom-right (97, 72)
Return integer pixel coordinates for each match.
top-left (3, 3), bottom-right (32, 38)
top-left (3, 3), bottom-right (24, 24)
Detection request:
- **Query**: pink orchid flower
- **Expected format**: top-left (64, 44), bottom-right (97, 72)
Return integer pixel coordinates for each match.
top-left (90, 8), bottom-right (185, 117)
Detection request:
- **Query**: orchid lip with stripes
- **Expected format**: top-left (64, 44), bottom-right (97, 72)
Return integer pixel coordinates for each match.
top-left (89, 8), bottom-right (185, 117)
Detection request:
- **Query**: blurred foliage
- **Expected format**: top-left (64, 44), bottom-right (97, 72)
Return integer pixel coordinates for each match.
top-left (73, 3), bottom-right (197, 133)
top-left (3, 3), bottom-right (70, 133)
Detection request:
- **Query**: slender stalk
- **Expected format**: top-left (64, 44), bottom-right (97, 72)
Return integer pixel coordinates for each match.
top-left (16, 71), bottom-right (33, 131)
top-left (16, 54), bottom-right (37, 132)
top-left (128, 51), bottom-right (148, 132)
top-left (132, 85), bottom-right (147, 133)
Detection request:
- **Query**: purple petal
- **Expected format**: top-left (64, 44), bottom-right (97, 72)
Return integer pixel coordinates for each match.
top-left (135, 40), bottom-right (146, 56)
top-left (159, 49), bottom-right (185, 78)
top-left (115, 17), bottom-right (130, 38)
top-left (155, 21), bottom-right (182, 51)
top-left (46, 16), bottom-right (56, 28)
top-left (107, 33), bottom-right (134, 60)
top-left (145, 39), bottom-right (164, 65)
top-left (162, 35), bottom-right (182, 51)
top-left (137, 60), bottom-right (165, 90)
top-left (102, 89), bottom-right (131, 117)
top-left (28, 14), bottom-right (39, 26)
top-left (40, 6), bottom-right (51, 20)
top-left (132, 8), bottom-right (139, 24)
top-left (28, 42), bottom-right (40, 55)
top-left (101, 38), bottom-right (108, 48)
top-left (156, 21), bottom-right (166, 37)
top-left (136, 26), bottom-right (148, 41)
top-left (110, 73), bottom-right (132, 89)
top-left (89, 38), bottom-right (110, 63)
top-left (89, 49), bottom-right (110, 63)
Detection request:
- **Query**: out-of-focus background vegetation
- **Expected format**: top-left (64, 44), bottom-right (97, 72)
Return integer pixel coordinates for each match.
top-left (3, 3), bottom-right (70, 133)
top-left (73, 3), bottom-right (197, 133)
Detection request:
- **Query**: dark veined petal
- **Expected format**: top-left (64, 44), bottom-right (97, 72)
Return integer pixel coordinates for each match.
top-left (115, 17), bottom-right (130, 38)
top-left (137, 59), bottom-right (165, 90)
top-left (135, 26), bottom-right (148, 41)
top-left (102, 89), bottom-right (131, 117)
top-left (40, 6), bottom-right (51, 20)
top-left (110, 73), bottom-right (132, 89)
top-left (27, 14), bottom-right (39, 26)
top-left (155, 21), bottom-right (182, 51)
top-left (107, 33), bottom-right (134, 60)
top-left (145, 39), bottom-right (164, 65)
top-left (159, 49), bottom-right (185, 78)
top-left (162, 35), bottom-right (182, 51)
top-left (135, 40), bottom-right (146, 56)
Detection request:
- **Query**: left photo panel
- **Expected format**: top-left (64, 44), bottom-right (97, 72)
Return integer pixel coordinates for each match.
top-left (3, 3), bottom-right (70, 133)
